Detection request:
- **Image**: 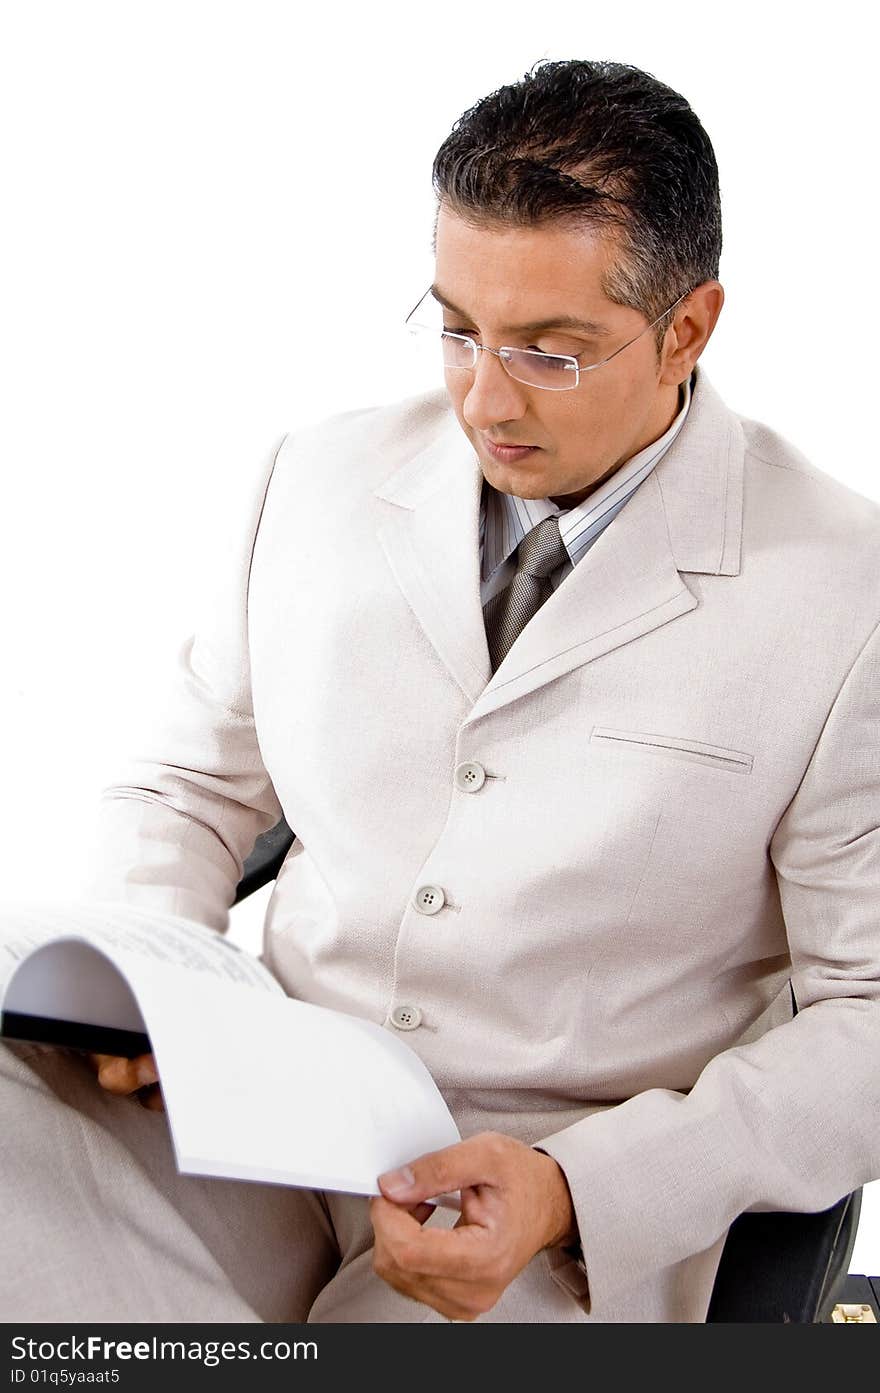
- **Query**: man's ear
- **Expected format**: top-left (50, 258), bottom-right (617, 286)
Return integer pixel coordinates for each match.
top-left (661, 279), bottom-right (724, 383)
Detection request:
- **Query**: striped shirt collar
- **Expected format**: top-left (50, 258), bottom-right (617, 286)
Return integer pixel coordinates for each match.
top-left (480, 372), bottom-right (694, 583)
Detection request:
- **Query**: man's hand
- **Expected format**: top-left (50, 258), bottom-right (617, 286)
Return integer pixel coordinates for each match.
top-left (85, 1052), bottom-right (165, 1111)
top-left (370, 1131), bottom-right (578, 1321)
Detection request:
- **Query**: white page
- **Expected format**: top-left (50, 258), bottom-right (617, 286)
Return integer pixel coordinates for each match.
top-left (1, 903), bottom-right (462, 1200)
top-left (0, 899), bottom-right (283, 1016)
top-left (135, 970), bottom-right (462, 1196)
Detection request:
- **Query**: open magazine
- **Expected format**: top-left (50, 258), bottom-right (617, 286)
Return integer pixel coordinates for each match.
top-left (0, 899), bottom-right (461, 1203)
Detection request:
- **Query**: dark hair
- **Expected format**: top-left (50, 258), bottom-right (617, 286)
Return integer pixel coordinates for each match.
top-left (431, 59), bottom-right (722, 355)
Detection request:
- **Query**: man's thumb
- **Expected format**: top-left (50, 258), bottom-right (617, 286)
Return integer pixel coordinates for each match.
top-left (377, 1163), bottom-right (417, 1199)
top-left (377, 1159), bottom-right (462, 1213)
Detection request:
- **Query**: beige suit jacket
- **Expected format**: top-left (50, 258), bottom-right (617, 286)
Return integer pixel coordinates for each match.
top-left (85, 362), bottom-right (880, 1321)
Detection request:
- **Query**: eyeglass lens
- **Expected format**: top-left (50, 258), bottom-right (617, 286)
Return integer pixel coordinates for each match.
top-left (441, 334), bottom-right (577, 389)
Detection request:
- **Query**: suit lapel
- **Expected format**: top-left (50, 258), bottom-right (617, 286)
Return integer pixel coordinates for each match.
top-left (374, 412), bottom-right (491, 702)
top-left (372, 364), bottom-right (744, 719)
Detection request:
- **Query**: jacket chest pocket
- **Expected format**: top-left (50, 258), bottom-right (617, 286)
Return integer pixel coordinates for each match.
top-left (590, 725), bottom-right (754, 775)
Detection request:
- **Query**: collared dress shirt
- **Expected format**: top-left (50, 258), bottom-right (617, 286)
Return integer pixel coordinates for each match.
top-left (479, 372), bottom-right (694, 610)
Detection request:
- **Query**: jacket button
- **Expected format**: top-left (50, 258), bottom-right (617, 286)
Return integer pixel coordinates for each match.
top-left (389, 1004), bottom-right (422, 1031)
top-left (454, 761), bottom-right (486, 791)
top-left (413, 884), bottom-right (446, 915)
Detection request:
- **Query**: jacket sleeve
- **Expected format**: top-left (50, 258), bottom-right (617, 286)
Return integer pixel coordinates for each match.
top-left (78, 434), bottom-right (289, 934)
top-left (533, 614), bottom-right (880, 1317)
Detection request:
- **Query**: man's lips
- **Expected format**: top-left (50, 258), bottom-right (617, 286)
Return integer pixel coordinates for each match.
top-left (483, 437), bottom-right (541, 461)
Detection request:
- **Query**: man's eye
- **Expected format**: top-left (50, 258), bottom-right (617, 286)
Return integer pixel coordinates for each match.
top-left (443, 326), bottom-right (475, 337)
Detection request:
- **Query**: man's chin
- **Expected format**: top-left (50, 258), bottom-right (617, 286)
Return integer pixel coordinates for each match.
top-left (479, 454), bottom-right (554, 500)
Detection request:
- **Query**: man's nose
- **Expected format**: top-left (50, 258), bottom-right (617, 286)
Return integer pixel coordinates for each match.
top-left (460, 348), bottom-right (529, 433)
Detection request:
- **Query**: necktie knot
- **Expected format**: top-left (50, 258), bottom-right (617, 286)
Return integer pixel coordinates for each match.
top-left (516, 515), bottom-right (568, 579)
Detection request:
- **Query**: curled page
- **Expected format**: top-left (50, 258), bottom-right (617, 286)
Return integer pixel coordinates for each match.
top-left (0, 898), bottom-right (462, 1200)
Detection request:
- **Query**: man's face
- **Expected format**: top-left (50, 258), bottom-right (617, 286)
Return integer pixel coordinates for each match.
top-left (433, 204), bottom-right (691, 508)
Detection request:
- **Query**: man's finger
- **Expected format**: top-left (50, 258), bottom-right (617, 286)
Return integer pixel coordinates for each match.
top-left (132, 1053), bottom-right (159, 1086)
top-left (371, 1196), bottom-right (489, 1277)
top-left (89, 1055), bottom-right (137, 1093)
top-left (88, 1053), bottom-right (158, 1094)
top-left (377, 1133), bottom-right (506, 1207)
top-left (372, 1198), bottom-right (436, 1226)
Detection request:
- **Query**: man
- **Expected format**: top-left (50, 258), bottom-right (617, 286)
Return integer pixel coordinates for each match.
top-left (2, 58), bottom-right (879, 1324)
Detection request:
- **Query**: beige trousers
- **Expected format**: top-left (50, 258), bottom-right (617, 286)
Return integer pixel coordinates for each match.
top-left (0, 1040), bottom-right (588, 1323)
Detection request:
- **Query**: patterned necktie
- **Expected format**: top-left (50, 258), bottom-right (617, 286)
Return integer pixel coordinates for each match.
top-left (483, 515), bottom-right (569, 674)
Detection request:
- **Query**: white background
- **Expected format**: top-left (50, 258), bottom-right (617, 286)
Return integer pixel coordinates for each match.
top-left (2, 1), bottom-right (878, 1281)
